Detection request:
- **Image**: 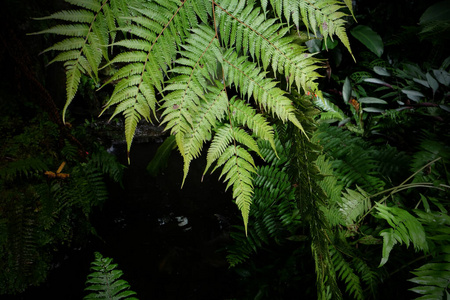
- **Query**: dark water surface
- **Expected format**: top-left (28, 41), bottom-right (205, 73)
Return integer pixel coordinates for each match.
top-left (5, 139), bottom-right (239, 299)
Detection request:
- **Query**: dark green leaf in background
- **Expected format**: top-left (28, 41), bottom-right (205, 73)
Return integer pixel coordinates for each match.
top-left (351, 25), bottom-right (384, 57)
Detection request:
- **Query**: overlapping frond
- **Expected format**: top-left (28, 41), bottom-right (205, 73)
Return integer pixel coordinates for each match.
top-left (340, 186), bottom-right (371, 226)
top-left (84, 252), bottom-right (138, 299)
top-left (204, 123), bottom-right (260, 232)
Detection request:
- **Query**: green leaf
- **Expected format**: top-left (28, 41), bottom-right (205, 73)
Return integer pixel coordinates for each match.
top-left (342, 77), bottom-right (352, 104)
top-left (358, 97), bottom-right (387, 104)
top-left (379, 228), bottom-right (398, 267)
top-left (401, 89), bottom-right (425, 102)
top-left (419, 0), bottom-right (450, 25)
top-left (364, 78), bottom-right (392, 87)
top-left (426, 72), bottom-right (439, 93)
top-left (362, 107), bottom-right (385, 113)
top-left (373, 66), bottom-right (390, 77)
top-left (350, 25), bottom-right (384, 57)
top-left (433, 69), bottom-right (450, 86)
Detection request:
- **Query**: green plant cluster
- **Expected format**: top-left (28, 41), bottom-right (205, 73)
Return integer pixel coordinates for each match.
top-left (0, 109), bottom-right (124, 294)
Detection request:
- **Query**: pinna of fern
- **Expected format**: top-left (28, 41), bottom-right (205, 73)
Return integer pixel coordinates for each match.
top-left (33, 0), bottom-right (354, 232)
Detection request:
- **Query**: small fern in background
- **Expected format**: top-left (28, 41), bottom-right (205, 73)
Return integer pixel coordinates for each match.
top-left (84, 252), bottom-right (138, 300)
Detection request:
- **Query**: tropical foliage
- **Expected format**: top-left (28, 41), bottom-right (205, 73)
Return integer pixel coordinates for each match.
top-left (2, 0), bottom-right (448, 299)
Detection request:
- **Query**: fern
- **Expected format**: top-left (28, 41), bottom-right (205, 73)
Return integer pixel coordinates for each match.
top-left (408, 209), bottom-right (450, 299)
top-left (287, 97), bottom-right (343, 299)
top-left (313, 93), bottom-right (347, 123)
top-left (226, 125), bottom-right (298, 266)
top-left (376, 205), bottom-right (429, 267)
top-left (409, 246), bottom-right (450, 300)
top-left (314, 124), bottom-right (386, 193)
top-left (36, 0), bottom-right (354, 232)
top-left (31, 0), bottom-right (124, 122)
top-left (267, 0), bottom-right (354, 59)
top-left (315, 155), bottom-right (347, 227)
top-left (330, 247), bottom-right (364, 300)
top-left (0, 157), bottom-right (48, 181)
top-left (84, 252), bottom-right (138, 300)
top-left (410, 134), bottom-right (450, 184)
top-left (339, 186), bottom-right (371, 226)
top-left (0, 189), bottom-right (41, 294)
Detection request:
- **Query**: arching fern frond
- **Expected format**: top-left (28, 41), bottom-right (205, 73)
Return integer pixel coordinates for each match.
top-left (36, 0), bottom-right (355, 253)
top-left (0, 158), bottom-right (48, 182)
top-left (100, 0), bottom-right (189, 160)
top-left (340, 186), bottom-right (371, 226)
top-left (205, 125), bottom-right (258, 232)
top-left (160, 25), bottom-right (227, 183)
top-left (31, 0), bottom-right (121, 122)
top-left (229, 97), bottom-right (276, 151)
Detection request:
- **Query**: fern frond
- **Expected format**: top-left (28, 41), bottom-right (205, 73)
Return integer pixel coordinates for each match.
top-left (222, 49), bottom-right (307, 136)
top-left (0, 158), bottom-right (48, 181)
top-left (288, 98), bottom-right (343, 299)
top-left (101, 0), bottom-right (193, 158)
top-left (313, 93), bottom-right (346, 122)
top-left (314, 124), bottom-right (386, 193)
top-left (84, 252), bottom-right (138, 300)
top-left (408, 246), bottom-right (450, 300)
top-left (352, 256), bottom-right (380, 298)
top-left (268, 0), bottom-right (353, 58)
top-left (216, 1), bottom-right (321, 92)
top-left (160, 25), bottom-right (226, 182)
top-left (316, 154), bottom-right (343, 205)
top-left (340, 187), bottom-right (371, 226)
top-left (206, 130), bottom-right (257, 233)
top-left (259, 136), bottom-right (290, 167)
top-left (376, 205), bottom-right (429, 267)
top-left (410, 136), bottom-right (450, 184)
top-left (229, 97), bottom-right (276, 150)
top-left (330, 247), bottom-right (364, 300)
top-left (32, 0), bottom-right (119, 123)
